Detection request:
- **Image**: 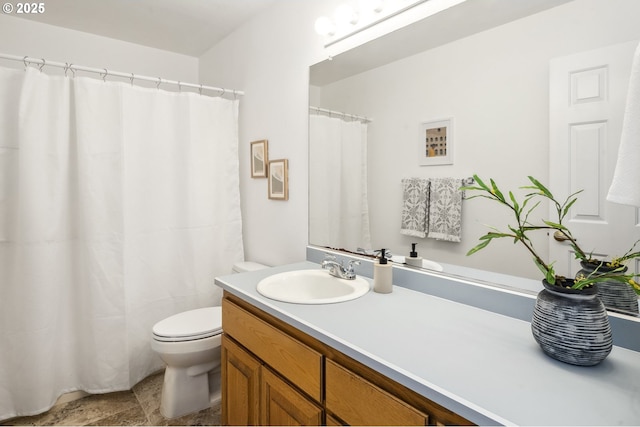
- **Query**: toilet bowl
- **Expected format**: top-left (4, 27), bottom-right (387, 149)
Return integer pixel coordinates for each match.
top-left (151, 261), bottom-right (268, 419)
top-left (151, 307), bottom-right (223, 419)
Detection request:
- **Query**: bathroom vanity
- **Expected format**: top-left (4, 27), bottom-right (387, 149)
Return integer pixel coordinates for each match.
top-left (214, 252), bottom-right (640, 426)
top-left (220, 292), bottom-right (468, 426)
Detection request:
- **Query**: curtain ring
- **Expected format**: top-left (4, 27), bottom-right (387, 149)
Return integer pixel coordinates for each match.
top-left (232, 90), bottom-right (237, 100)
top-left (130, 73), bottom-right (134, 86)
top-left (38, 58), bottom-right (45, 72)
top-left (64, 62), bottom-right (71, 77)
top-left (23, 56), bottom-right (29, 70)
top-left (178, 81), bottom-right (182, 92)
top-left (219, 88), bottom-right (226, 97)
top-left (156, 77), bottom-right (161, 89)
top-left (101, 69), bottom-right (108, 82)
top-left (199, 84), bottom-right (203, 96)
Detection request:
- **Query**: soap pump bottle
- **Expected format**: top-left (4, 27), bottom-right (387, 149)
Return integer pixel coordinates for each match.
top-left (373, 249), bottom-right (393, 294)
top-left (406, 243), bottom-right (423, 268)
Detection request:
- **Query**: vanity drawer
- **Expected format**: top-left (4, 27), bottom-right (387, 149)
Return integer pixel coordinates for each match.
top-left (222, 298), bottom-right (322, 401)
top-left (325, 359), bottom-right (429, 426)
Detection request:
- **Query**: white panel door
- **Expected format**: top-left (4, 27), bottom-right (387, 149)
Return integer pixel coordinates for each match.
top-left (549, 40), bottom-right (640, 278)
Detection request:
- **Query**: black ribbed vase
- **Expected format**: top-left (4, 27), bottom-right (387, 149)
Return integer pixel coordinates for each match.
top-left (576, 261), bottom-right (639, 316)
top-left (531, 279), bottom-right (612, 366)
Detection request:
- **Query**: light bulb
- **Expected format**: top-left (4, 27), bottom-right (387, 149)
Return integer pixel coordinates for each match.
top-left (334, 4), bottom-right (358, 26)
top-left (314, 16), bottom-right (335, 36)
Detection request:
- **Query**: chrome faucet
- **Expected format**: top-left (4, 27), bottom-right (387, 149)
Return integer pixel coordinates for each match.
top-left (321, 255), bottom-right (360, 280)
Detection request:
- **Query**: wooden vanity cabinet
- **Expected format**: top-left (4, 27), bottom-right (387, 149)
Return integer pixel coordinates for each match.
top-left (221, 335), bottom-right (261, 426)
top-left (261, 365), bottom-right (323, 425)
top-left (221, 292), bottom-right (473, 426)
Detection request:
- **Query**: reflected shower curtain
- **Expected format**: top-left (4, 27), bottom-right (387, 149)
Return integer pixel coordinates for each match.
top-left (0, 67), bottom-right (244, 420)
top-left (309, 114), bottom-right (371, 250)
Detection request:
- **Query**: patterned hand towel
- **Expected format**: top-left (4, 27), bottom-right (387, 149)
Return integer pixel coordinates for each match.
top-left (427, 177), bottom-right (463, 242)
top-left (400, 178), bottom-right (430, 238)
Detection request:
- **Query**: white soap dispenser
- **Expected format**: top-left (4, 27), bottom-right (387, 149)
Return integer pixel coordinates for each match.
top-left (405, 243), bottom-right (423, 268)
top-left (373, 249), bottom-right (393, 294)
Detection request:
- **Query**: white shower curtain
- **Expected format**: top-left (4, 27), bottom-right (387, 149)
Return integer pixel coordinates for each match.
top-left (309, 114), bottom-right (371, 250)
top-left (0, 66), bottom-right (244, 420)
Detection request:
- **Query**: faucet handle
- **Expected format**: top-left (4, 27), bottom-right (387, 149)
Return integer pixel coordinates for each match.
top-left (346, 260), bottom-right (360, 272)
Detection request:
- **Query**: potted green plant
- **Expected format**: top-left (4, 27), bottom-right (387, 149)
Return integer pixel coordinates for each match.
top-left (519, 178), bottom-right (639, 313)
top-left (462, 174), bottom-right (637, 366)
top-left (463, 175), bottom-right (636, 288)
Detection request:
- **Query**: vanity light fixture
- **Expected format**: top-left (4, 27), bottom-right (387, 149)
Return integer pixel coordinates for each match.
top-left (314, 1), bottom-right (387, 37)
top-left (314, 16), bottom-right (335, 36)
top-left (334, 4), bottom-right (359, 27)
top-left (314, 0), bottom-right (435, 44)
top-left (371, 0), bottom-right (384, 14)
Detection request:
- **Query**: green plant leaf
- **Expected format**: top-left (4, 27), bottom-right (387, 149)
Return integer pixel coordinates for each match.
top-left (466, 239), bottom-right (492, 256)
top-left (542, 220), bottom-right (567, 230)
top-left (489, 179), bottom-right (506, 202)
top-left (480, 231), bottom-right (512, 240)
top-left (509, 191), bottom-right (520, 213)
top-left (528, 176), bottom-right (553, 198)
top-left (572, 245), bottom-right (587, 260)
top-left (562, 197), bottom-right (578, 219)
top-left (534, 259), bottom-right (554, 284)
top-left (473, 175), bottom-right (490, 192)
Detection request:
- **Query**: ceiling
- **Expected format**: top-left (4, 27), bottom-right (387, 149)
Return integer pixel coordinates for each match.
top-left (10, 0), bottom-right (279, 57)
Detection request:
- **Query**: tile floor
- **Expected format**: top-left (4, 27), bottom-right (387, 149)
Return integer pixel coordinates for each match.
top-left (1, 371), bottom-right (221, 426)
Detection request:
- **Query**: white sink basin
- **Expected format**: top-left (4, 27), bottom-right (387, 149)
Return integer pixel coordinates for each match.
top-left (257, 270), bottom-right (370, 304)
top-left (422, 259), bottom-right (443, 271)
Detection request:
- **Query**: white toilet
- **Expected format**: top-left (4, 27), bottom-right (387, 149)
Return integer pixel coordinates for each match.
top-left (151, 261), bottom-right (268, 419)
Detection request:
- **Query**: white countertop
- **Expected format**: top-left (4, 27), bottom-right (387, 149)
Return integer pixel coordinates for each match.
top-left (214, 261), bottom-right (640, 426)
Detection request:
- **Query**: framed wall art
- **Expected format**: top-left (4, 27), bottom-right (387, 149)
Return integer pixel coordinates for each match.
top-left (268, 159), bottom-right (289, 200)
top-left (419, 118), bottom-right (453, 166)
top-left (250, 139), bottom-right (268, 178)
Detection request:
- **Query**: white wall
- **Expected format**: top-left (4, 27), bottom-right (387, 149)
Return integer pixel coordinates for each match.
top-left (199, 0), bottom-right (331, 267)
top-left (0, 14), bottom-right (198, 85)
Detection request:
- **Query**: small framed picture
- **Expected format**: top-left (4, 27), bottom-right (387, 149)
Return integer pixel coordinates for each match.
top-left (268, 159), bottom-right (289, 200)
top-left (251, 140), bottom-right (268, 178)
top-left (419, 118), bottom-right (453, 166)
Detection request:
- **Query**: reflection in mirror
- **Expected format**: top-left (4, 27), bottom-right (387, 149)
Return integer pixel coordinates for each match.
top-left (309, 0), bottom-right (640, 317)
top-left (309, 108), bottom-right (371, 251)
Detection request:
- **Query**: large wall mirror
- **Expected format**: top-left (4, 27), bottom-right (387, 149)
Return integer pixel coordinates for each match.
top-left (309, 0), bottom-right (640, 318)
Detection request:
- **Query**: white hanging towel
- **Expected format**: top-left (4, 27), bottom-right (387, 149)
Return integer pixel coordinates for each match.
top-left (607, 41), bottom-right (640, 206)
top-left (400, 178), bottom-right (430, 238)
top-left (427, 177), bottom-right (463, 242)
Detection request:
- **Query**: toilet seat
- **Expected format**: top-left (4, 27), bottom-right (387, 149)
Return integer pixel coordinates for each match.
top-left (152, 307), bottom-right (222, 342)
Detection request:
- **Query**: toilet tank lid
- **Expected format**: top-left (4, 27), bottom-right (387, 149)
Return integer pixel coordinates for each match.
top-left (152, 307), bottom-right (222, 339)
top-left (233, 261), bottom-right (269, 273)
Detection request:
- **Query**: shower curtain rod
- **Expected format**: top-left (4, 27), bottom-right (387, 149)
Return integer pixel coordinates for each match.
top-left (0, 53), bottom-right (244, 97)
top-left (310, 106), bottom-right (372, 123)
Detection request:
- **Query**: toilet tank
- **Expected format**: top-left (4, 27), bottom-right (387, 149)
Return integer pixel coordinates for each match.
top-left (232, 261), bottom-right (268, 274)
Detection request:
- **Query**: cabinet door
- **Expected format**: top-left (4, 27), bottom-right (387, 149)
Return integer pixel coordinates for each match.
top-left (223, 298), bottom-right (322, 400)
top-left (261, 366), bottom-right (323, 426)
top-left (326, 359), bottom-right (428, 426)
top-left (222, 335), bottom-right (262, 426)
